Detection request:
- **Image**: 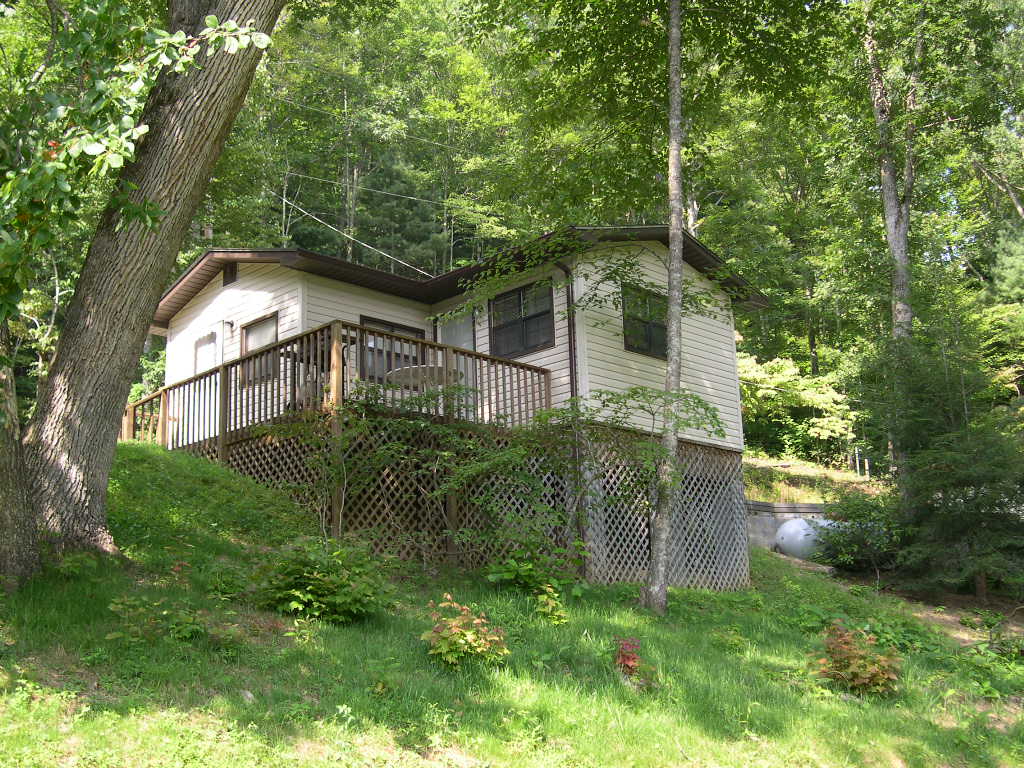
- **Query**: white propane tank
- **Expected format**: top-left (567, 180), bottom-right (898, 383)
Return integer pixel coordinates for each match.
top-left (774, 518), bottom-right (828, 560)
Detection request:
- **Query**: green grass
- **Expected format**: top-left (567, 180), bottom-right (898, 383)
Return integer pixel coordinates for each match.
top-left (0, 442), bottom-right (1020, 767)
top-left (743, 454), bottom-right (883, 503)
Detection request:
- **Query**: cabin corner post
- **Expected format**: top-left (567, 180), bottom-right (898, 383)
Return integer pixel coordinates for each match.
top-left (217, 366), bottom-right (229, 463)
top-left (328, 320), bottom-right (345, 538)
top-left (120, 405), bottom-right (133, 441)
top-left (157, 389), bottom-right (168, 448)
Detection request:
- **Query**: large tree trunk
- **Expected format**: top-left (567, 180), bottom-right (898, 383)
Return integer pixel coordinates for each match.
top-left (864, 18), bottom-right (921, 505)
top-left (20, 0), bottom-right (286, 551)
top-left (1, 323), bottom-right (40, 590)
top-left (643, 0), bottom-right (684, 615)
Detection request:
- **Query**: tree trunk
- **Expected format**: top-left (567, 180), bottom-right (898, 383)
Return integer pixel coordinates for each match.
top-left (0, 323), bottom-right (40, 590)
top-left (643, 0), bottom-right (684, 615)
top-left (20, 0), bottom-right (286, 551)
top-left (864, 17), bottom-right (921, 507)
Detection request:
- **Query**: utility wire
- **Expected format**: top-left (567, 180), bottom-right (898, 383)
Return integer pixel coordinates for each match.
top-left (269, 95), bottom-right (461, 151)
top-left (273, 192), bottom-right (435, 279)
top-left (284, 170), bottom-right (446, 206)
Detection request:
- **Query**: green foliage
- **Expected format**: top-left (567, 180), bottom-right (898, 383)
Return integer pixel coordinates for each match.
top-left (738, 353), bottom-right (855, 463)
top-left (900, 406), bottom-right (1024, 595)
top-left (815, 620), bottom-right (900, 696)
top-left (532, 584), bottom-right (568, 625)
top-left (816, 490), bottom-right (903, 575)
top-left (253, 536), bottom-right (393, 623)
top-left (486, 558), bottom-right (549, 592)
top-left (106, 595), bottom-right (208, 644)
top-left (0, 0), bottom-right (267, 323)
top-left (420, 593), bottom-right (509, 667)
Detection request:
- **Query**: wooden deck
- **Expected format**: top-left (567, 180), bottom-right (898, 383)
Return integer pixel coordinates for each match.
top-left (121, 320), bottom-right (552, 451)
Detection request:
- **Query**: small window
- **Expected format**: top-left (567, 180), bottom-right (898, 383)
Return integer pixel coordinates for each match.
top-left (622, 285), bottom-right (668, 359)
top-left (241, 313), bottom-right (279, 384)
top-left (489, 283), bottom-right (554, 358)
top-left (222, 262), bottom-right (237, 286)
top-left (194, 332), bottom-right (217, 375)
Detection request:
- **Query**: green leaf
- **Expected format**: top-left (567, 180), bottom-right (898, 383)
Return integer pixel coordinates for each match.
top-left (204, 14), bottom-right (219, 27)
top-left (251, 32), bottom-right (271, 49)
top-left (83, 142), bottom-right (105, 156)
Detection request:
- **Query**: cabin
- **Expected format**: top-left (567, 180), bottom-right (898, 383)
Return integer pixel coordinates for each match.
top-left (124, 225), bottom-right (766, 589)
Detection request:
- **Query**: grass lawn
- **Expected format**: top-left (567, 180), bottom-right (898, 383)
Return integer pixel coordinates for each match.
top-left (743, 455), bottom-right (882, 504)
top-left (0, 443), bottom-right (1020, 767)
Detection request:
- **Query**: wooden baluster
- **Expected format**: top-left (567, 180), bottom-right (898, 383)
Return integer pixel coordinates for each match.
top-left (158, 389), bottom-right (168, 447)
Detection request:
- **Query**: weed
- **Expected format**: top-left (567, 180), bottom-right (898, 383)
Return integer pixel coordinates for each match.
top-left (816, 620), bottom-right (900, 695)
top-left (421, 594), bottom-right (509, 667)
top-left (533, 584), bottom-right (568, 625)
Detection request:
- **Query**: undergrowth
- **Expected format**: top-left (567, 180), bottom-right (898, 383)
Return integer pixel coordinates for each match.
top-left (0, 442), bottom-right (1019, 768)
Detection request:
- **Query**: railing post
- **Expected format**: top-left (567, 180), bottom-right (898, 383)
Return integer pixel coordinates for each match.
top-left (328, 321), bottom-right (345, 538)
top-left (442, 346), bottom-right (455, 421)
top-left (544, 369), bottom-right (553, 409)
top-left (157, 389), bottom-right (168, 448)
top-left (329, 321), bottom-right (344, 409)
top-left (120, 406), bottom-right (132, 441)
top-left (217, 365), bottom-right (229, 464)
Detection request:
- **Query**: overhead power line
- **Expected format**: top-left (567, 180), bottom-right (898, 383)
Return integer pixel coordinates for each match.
top-left (272, 192), bottom-right (435, 279)
top-left (284, 170), bottom-right (446, 206)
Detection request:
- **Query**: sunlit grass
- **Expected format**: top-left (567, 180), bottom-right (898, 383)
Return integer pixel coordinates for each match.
top-left (0, 443), bottom-right (1019, 767)
top-left (743, 454), bottom-right (883, 503)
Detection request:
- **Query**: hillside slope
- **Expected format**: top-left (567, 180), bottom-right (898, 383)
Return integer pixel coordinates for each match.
top-left (743, 455), bottom-right (883, 503)
top-left (0, 443), bottom-right (1019, 768)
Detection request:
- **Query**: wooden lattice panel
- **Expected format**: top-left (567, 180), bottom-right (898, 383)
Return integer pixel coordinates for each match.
top-left (202, 420), bottom-right (748, 591)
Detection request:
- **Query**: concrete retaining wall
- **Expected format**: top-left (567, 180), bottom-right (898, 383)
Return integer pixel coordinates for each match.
top-left (745, 501), bottom-right (824, 549)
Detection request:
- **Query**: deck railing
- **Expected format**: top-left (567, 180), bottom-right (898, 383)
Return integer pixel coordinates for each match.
top-left (121, 320), bottom-right (552, 451)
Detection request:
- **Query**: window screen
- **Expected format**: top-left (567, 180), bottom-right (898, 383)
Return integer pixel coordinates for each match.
top-left (489, 283), bottom-right (554, 358)
top-left (241, 314), bottom-right (279, 384)
top-left (622, 285), bottom-right (668, 359)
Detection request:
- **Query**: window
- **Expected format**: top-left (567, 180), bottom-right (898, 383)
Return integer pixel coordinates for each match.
top-left (489, 283), bottom-right (554, 358)
top-left (622, 285), bottom-right (668, 359)
top-left (241, 313), bottom-right (278, 384)
top-left (359, 316), bottom-right (426, 383)
top-left (194, 332), bottom-right (217, 375)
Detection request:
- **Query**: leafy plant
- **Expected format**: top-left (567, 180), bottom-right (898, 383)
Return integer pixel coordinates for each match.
top-left (815, 620), bottom-right (900, 695)
top-left (533, 584), bottom-right (568, 625)
top-left (486, 558), bottom-right (550, 592)
top-left (614, 637), bottom-right (657, 690)
top-left (254, 536), bottom-right (392, 623)
top-left (421, 594), bottom-right (509, 667)
top-left (106, 595), bottom-right (208, 644)
top-left (816, 490), bottom-right (903, 583)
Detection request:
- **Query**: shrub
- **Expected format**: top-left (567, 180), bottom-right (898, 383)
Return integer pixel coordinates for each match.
top-left (816, 620), bottom-right (900, 695)
top-left (254, 536), bottom-right (392, 622)
top-left (533, 584), bottom-right (568, 625)
top-left (486, 557), bottom-right (550, 592)
top-left (614, 637), bottom-right (657, 690)
top-left (817, 490), bottom-right (902, 580)
top-left (106, 595), bottom-right (208, 644)
top-left (421, 594), bottom-right (509, 667)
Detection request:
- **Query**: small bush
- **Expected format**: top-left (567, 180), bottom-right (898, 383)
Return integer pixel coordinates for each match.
top-left (106, 595), bottom-right (208, 644)
top-left (816, 619), bottom-right (900, 695)
top-left (817, 490), bottom-right (902, 578)
top-left (533, 584), bottom-right (568, 625)
top-left (254, 536), bottom-right (392, 622)
top-left (421, 594), bottom-right (509, 667)
top-left (486, 557), bottom-right (553, 592)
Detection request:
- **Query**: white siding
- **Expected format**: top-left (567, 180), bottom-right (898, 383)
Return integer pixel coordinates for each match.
top-left (576, 243), bottom-right (744, 451)
top-left (303, 273), bottom-right (431, 336)
top-left (165, 263), bottom-right (303, 385)
top-left (470, 266), bottom-right (574, 408)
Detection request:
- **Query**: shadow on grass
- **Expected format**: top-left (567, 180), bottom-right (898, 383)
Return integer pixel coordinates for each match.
top-left (1, 444), bottom-right (1018, 767)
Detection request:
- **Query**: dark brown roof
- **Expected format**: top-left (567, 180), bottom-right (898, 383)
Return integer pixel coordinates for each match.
top-left (152, 226), bottom-right (767, 329)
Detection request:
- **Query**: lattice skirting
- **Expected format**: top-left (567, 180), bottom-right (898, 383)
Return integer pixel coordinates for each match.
top-left (215, 427), bottom-right (748, 591)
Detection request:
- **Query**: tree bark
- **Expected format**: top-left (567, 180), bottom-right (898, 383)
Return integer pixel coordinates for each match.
top-left (1, 323), bottom-right (40, 591)
top-left (20, 0), bottom-right (286, 551)
top-left (643, 0), bottom-right (684, 615)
